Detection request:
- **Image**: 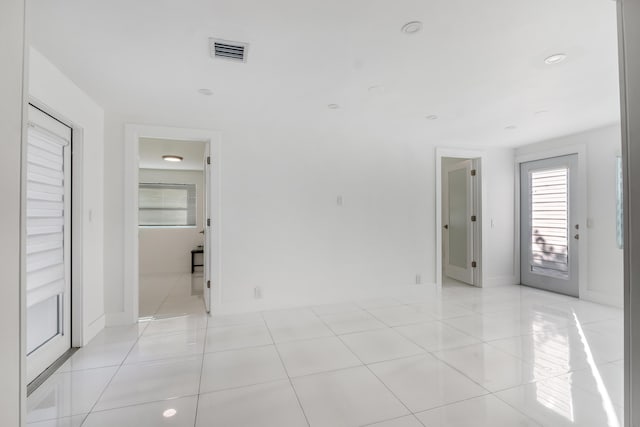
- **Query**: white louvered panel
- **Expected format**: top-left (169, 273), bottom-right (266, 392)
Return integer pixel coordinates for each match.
top-left (26, 124), bottom-right (69, 308)
top-left (529, 168), bottom-right (569, 278)
top-left (27, 233), bottom-right (63, 255)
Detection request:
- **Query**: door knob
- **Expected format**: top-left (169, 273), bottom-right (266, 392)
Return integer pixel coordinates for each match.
top-left (444, 224), bottom-right (449, 229)
top-left (574, 234), bottom-right (580, 240)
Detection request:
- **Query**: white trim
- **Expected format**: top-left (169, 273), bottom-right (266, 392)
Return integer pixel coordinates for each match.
top-left (84, 313), bottom-right (105, 341)
top-left (485, 275), bottom-right (518, 287)
top-left (514, 144), bottom-right (588, 299)
top-left (70, 128), bottom-right (84, 347)
top-left (435, 147), bottom-right (486, 288)
top-left (121, 124), bottom-right (222, 325)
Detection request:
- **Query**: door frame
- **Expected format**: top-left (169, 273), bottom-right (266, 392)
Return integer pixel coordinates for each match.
top-left (442, 159), bottom-right (476, 285)
top-left (121, 124), bottom-right (221, 324)
top-left (435, 148), bottom-right (485, 288)
top-left (21, 96), bottom-right (86, 348)
top-left (514, 144), bottom-right (588, 299)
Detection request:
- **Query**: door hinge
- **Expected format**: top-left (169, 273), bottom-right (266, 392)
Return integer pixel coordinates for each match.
top-left (471, 215), bottom-right (477, 222)
top-left (471, 261), bottom-right (477, 268)
top-left (207, 218), bottom-right (211, 227)
top-left (207, 280), bottom-right (211, 289)
top-left (470, 169), bottom-right (477, 176)
top-left (207, 156), bottom-right (211, 165)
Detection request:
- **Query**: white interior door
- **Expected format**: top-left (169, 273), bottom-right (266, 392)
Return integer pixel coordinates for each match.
top-left (203, 144), bottom-right (211, 313)
top-left (520, 154), bottom-right (579, 297)
top-left (26, 105), bottom-right (72, 383)
top-left (443, 159), bottom-right (475, 285)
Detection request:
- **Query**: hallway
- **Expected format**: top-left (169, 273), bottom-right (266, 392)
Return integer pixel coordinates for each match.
top-left (27, 275), bottom-right (623, 426)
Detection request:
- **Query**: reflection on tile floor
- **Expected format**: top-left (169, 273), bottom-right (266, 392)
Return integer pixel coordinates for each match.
top-left (28, 273), bottom-right (624, 426)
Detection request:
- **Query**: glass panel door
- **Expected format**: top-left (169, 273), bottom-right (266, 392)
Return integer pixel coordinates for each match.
top-left (520, 154), bottom-right (579, 296)
top-left (26, 105), bottom-right (72, 383)
top-left (444, 159), bottom-right (475, 285)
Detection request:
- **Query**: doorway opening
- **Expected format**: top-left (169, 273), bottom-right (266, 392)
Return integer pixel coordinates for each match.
top-left (137, 137), bottom-right (211, 319)
top-left (122, 124), bottom-right (221, 325)
top-left (436, 149), bottom-right (484, 289)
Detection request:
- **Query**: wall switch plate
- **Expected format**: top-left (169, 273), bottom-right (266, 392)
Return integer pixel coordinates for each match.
top-left (254, 287), bottom-right (262, 299)
top-left (337, 195), bottom-right (343, 206)
top-left (415, 274), bottom-right (422, 285)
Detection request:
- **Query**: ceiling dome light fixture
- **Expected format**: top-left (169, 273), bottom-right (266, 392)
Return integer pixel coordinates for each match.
top-left (198, 88), bottom-right (213, 96)
top-left (401, 21), bottom-right (423, 34)
top-left (505, 125), bottom-right (517, 131)
top-left (163, 409), bottom-right (177, 418)
top-left (162, 155), bottom-right (184, 162)
top-left (544, 53), bottom-right (567, 65)
top-left (426, 115), bottom-right (438, 121)
top-left (328, 104), bottom-right (340, 109)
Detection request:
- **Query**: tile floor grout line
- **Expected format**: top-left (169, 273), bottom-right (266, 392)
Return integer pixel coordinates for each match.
top-left (312, 308), bottom-right (418, 424)
top-left (78, 324), bottom-right (149, 425)
top-left (358, 413), bottom-right (427, 427)
top-left (192, 306), bottom-right (209, 427)
top-left (259, 311), bottom-right (312, 427)
top-left (80, 274), bottom-right (198, 425)
top-left (32, 281), bottom-right (622, 426)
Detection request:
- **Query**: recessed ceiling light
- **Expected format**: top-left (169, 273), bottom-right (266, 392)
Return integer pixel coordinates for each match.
top-left (544, 54), bottom-right (567, 65)
top-left (163, 155), bottom-right (183, 162)
top-left (198, 88), bottom-right (213, 96)
top-left (535, 110), bottom-right (549, 115)
top-left (368, 85), bottom-right (385, 94)
top-left (426, 115), bottom-right (438, 121)
top-left (401, 21), bottom-right (423, 34)
top-left (505, 125), bottom-right (517, 131)
top-left (328, 104), bottom-right (340, 109)
top-left (163, 409), bottom-right (177, 418)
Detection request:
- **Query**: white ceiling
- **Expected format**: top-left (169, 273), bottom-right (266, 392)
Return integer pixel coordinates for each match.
top-left (28, 0), bottom-right (620, 147)
top-left (139, 138), bottom-right (206, 170)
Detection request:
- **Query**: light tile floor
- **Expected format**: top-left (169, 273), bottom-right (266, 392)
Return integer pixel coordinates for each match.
top-left (27, 274), bottom-right (624, 426)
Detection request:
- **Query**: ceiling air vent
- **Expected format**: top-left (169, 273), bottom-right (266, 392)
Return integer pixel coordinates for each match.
top-left (209, 38), bottom-right (249, 63)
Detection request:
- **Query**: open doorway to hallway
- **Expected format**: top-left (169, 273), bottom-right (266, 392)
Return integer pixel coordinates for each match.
top-left (137, 137), bottom-right (209, 319)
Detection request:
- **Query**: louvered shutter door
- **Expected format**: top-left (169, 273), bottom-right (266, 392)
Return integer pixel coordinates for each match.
top-left (26, 122), bottom-right (70, 307)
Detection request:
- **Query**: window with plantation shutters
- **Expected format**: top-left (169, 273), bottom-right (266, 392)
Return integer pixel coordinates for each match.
top-left (529, 168), bottom-right (569, 279)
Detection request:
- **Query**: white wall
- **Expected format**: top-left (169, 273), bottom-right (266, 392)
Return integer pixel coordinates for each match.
top-left (29, 48), bottom-right (106, 343)
top-left (103, 113), bottom-right (517, 314)
top-left (0, 0), bottom-right (25, 424)
top-left (483, 148), bottom-right (518, 286)
top-left (139, 169), bottom-right (204, 275)
top-left (516, 124), bottom-right (623, 306)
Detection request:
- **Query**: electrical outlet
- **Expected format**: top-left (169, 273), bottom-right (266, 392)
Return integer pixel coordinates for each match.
top-left (415, 274), bottom-right (422, 285)
top-left (337, 195), bottom-right (343, 206)
top-left (254, 287), bottom-right (262, 299)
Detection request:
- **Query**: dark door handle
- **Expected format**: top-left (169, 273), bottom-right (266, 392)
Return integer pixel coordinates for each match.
top-left (444, 224), bottom-right (449, 229)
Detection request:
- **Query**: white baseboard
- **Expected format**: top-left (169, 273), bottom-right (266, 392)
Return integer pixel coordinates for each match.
top-left (83, 313), bottom-right (105, 345)
top-left (484, 275), bottom-right (518, 287)
top-left (580, 289), bottom-right (623, 308)
top-left (212, 283), bottom-right (439, 315)
top-left (105, 311), bottom-right (136, 327)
